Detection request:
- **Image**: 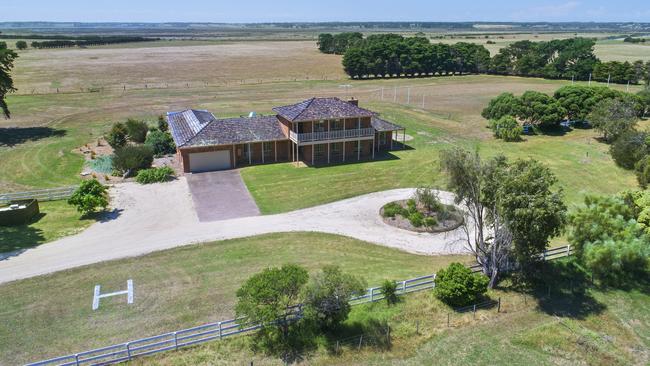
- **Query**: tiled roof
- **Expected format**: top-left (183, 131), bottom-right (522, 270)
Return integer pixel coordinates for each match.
top-left (181, 115), bottom-right (287, 147)
top-left (166, 109), bottom-right (216, 147)
top-left (371, 116), bottom-right (404, 132)
top-left (273, 97), bottom-right (374, 122)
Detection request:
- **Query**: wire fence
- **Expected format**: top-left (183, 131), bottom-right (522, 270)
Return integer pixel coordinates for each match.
top-left (26, 245), bottom-right (573, 366)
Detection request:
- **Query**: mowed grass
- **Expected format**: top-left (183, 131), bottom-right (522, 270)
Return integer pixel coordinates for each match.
top-left (0, 200), bottom-right (94, 252)
top-left (0, 232), bottom-right (470, 365)
top-left (135, 268), bottom-right (650, 366)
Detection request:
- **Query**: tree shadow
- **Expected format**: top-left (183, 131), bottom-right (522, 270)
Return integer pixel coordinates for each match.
top-left (322, 318), bottom-right (392, 355)
top-left (0, 213), bottom-right (47, 255)
top-left (526, 260), bottom-right (607, 320)
top-left (87, 208), bottom-right (123, 223)
top-left (0, 127), bottom-right (67, 147)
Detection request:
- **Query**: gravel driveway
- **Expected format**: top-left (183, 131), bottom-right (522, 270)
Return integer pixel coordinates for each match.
top-left (186, 170), bottom-right (260, 221)
top-left (0, 178), bottom-right (469, 283)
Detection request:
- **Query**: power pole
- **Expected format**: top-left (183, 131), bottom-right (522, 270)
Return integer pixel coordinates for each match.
top-left (607, 74), bottom-right (611, 87)
top-left (407, 87), bottom-right (411, 104)
top-left (393, 86), bottom-right (397, 102)
top-left (422, 95), bottom-right (425, 108)
top-left (588, 73), bottom-right (592, 86)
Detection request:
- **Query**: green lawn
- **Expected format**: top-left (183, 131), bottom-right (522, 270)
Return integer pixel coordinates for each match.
top-left (0, 232), bottom-right (470, 365)
top-left (135, 264), bottom-right (650, 366)
top-left (0, 200), bottom-right (94, 253)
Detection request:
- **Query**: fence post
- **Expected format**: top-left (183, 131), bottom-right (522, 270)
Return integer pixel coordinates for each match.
top-left (358, 335), bottom-right (363, 350)
top-left (126, 342), bottom-right (131, 361)
top-left (402, 280), bottom-right (406, 293)
top-left (74, 354), bottom-right (80, 366)
top-left (447, 313), bottom-right (450, 327)
top-left (218, 322), bottom-right (222, 338)
top-left (497, 297), bottom-right (501, 313)
top-left (370, 287), bottom-right (374, 302)
top-left (173, 332), bottom-right (178, 350)
top-left (336, 340), bottom-right (340, 353)
top-left (542, 251), bottom-right (546, 261)
top-left (473, 304), bottom-right (476, 319)
top-left (567, 245), bottom-right (571, 256)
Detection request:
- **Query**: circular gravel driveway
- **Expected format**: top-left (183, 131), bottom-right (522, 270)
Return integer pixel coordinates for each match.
top-left (0, 178), bottom-right (469, 283)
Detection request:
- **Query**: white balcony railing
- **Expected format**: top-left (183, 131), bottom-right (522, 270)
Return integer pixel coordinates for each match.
top-left (289, 128), bottom-right (375, 143)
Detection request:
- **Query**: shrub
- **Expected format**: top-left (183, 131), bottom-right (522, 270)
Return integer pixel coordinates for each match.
top-left (380, 279), bottom-right (398, 305)
top-left (584, 237), bottom-right (650, 286)
top-left (125, 118), bottom-right (149, 143)
top-left (15, 41), bottom-right (28, 50)
top-left (157, 115), bottom-right (168, 132)
top-left (423, 216), bottom-right (438, 228)
top-left (106, 122), bottom-right (128, 149)
top-left (408, 211), bottom-right (424, 227)
top-left (434, 262), bottom-right (489, 307)
top-left (382, 202), bottom-right (405, 218)
top-left (481, 92), bottom-right (520, 120)
top-left (415, 187), bottom-right (443, 213)
top-left (67, 179), bottom-right (109, 216)
top-left (135, 166), bottom-right (174, 184)
top-left (302, 265), bottom-right (366, 330)
top-left (489, 115), bottom-right (522, 142)
top-left (112, 145), bottom-right (154, 176)
top-left (406, 198), bottom-right (417, 213)
top-left (635, 156), bottom-right (650, 189)
top-left (145, 130), bottom-right (176, 157)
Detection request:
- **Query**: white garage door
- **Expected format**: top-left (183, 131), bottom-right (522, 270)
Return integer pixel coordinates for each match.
top-left (189, 150), bottom-right (231, 172)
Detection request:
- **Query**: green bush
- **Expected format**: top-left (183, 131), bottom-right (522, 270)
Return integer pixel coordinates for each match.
top-left (135, 166), bottom-right (174, 184)
top-left (106, 122), bottom-right (127, 149)
top-left (67, 179), bottom-right (109, 216)
top-left (145, 130), bottom-right (176, 157)
top-left (635, 156), bottom-right (650, 189)
top-left (380, 279), bottom-right (398, 305)
top-left (406, 198), bottom-right (417, 213)
top-left (112, 145), bottom-right (154, 176)
top-left (382, 202), bottom-right (406, 218)
top-left (408, 211), bottom-right (424, 227)
top-left (434, 262), bottom-right (489, 307)
top-left (125, 118), bottom-right (149, 143)
top-left (584, 238), bottom-right (650, 285)
top-left (415, 187), bottom-right (443, 213)
top-left (489, 115), bottom-right (523, 142)
top-left (609, 130), bottom-right (648, 170)
top-left (423, 216), bottom-right (438, 228)
top-left (157, 115), bottom-right (168, 132)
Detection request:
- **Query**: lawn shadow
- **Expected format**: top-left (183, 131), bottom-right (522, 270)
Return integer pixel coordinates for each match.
top-left (0, 213), bottom-right (47, 255)
top-left (0, 127), bottom-right (67, 147)
top-left (527, 260), bottom-right (607, 320)
top-left (88, 208), bottom-right (123, 223)
top-left (323, 318), bottom-right (392, 355)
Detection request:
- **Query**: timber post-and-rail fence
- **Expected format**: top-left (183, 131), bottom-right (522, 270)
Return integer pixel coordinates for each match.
top-left (26, 245), bottom-right (573, 366)
top-left (0, 186), bottom-right (77, 205)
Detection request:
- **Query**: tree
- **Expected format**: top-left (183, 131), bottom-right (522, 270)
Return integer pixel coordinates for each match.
top-left (488, 115), bottom-right (522, 142)
top-left (517, 91), bottom-right (566, 128)
top-left (609, 130), bottom-right (648, 170)
top-left (157, 114), bottom-right (168, 132)
top-left (112, 145), bottom-right (154, 176)
top-left (67, 179), bottom-right (109, 216)
top-left (553, 85), bottom-right (597, 121)
top-left (635, 156), bottom-right (650, 189)
top-left (637, 87), bottom-right (650, 117)
top-left (302, 266), bottom-right (366, 330)
top-left (106, 122), bottom-right (128, 149)
top-left (440, 148), bottom-right (566, 286)
top-left (145, 130), bottom-right (176, 157)
top-left (494, 159), bottom-right (567, 269)
top-left (481, 92), bottom-right (520, 120)
top-left (434, 262), bottom-right (489, 307)
top-left (124, 118), bottom-right (149, 143)
top-left (235, 264), bottom-right (308, 339)
top-left (0, 43), bottom-right (18, 118)
top-left (380, 279), bottom-right (398, 305)
top-left (589, 97), bottom-right (638, 143)
top-left (15, 41), bottom-right (27, 50)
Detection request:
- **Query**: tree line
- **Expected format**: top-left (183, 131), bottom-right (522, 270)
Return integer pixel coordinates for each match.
top-left (0, 42), bottom-right (17, 118)
top-left (29, 36), bottom-right (158, 49)
top-left (320, 33), bottom-right (650, 85)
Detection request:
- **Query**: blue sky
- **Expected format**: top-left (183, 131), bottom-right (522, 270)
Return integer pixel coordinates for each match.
top-left (1, 0), bottom-right (649, 23)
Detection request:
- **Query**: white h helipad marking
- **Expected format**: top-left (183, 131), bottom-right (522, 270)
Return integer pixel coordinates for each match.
top-left (92, 279), bottom-right (134, 310)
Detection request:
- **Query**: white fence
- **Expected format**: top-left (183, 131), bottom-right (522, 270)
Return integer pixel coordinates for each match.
top-left (0, 186), bottom-right (77, 205)
top-left (26, 245), bottom-right (573, 366)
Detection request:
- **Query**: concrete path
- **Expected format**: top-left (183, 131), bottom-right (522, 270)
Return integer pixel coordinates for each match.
top-left (186, 170), bottom-right (260, 221)
top-left (0, 178), bottom-right (469, 284)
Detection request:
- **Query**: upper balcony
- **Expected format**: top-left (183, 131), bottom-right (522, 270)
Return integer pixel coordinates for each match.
top-left (289, 128), bottom-right (375, 144)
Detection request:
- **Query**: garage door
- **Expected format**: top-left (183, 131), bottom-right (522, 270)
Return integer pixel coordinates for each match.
top-left (189, 150), bottom-right (231, 172)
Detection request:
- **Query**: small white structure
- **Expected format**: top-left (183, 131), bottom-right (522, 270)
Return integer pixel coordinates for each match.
top-left (92, 279), bottom-right (134, 310)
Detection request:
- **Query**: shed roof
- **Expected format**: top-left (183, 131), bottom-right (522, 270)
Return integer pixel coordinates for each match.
top-left (273, 97), bottom-right (374, 122)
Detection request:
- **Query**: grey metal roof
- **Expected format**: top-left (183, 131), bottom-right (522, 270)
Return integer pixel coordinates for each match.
top-left (273, 97), bottom-right (374, 122)
top-left (182, 115), bottom-right (287, 147)
top-left (166, 109), bottom-right (216, 147)
top-left (371, 116), bottom-right (404, 132)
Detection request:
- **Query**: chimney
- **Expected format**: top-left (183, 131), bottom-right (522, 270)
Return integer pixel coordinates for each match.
top-left (347, 97), bottom-right (358, 107)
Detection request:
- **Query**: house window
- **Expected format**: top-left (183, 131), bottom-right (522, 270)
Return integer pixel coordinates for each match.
top-left (263, 142), bottom-right (272, 158)
top-left (331, 119), bottom-right (344, 131)
top-left (331, 143), bottom-right (341, 154)
top-left (314, 144), bottom-right (326, 156)
top-left (380, 132), bottom-right (387, 145)
top-left (314, 120), bottom-right (326, 133)
top-left (354, 141), bottom-right (362, 154)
